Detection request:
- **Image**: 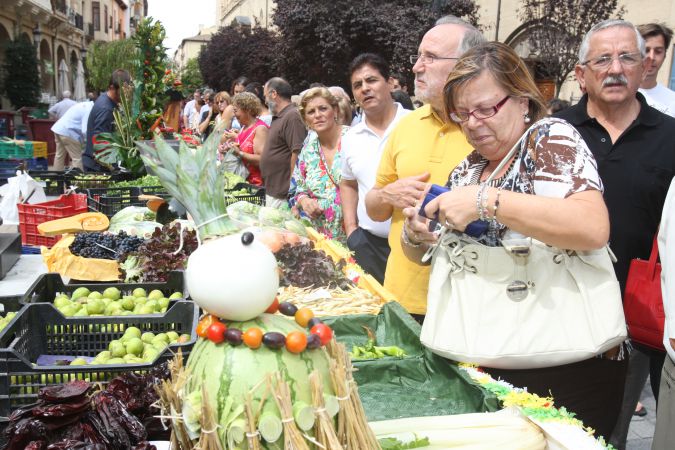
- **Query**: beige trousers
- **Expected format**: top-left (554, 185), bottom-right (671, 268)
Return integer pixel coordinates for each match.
top-left (653, 356), bottom-right (675, 449)
top-left (53, 133), bottom-right (83, 171)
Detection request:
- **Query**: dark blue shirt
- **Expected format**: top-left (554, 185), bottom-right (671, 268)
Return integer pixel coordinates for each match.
top-left (83, 93), bottom-right (116, 171)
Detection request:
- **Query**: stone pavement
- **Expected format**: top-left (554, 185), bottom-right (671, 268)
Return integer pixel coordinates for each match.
top-left (627, 377), bottom-right (656, 450)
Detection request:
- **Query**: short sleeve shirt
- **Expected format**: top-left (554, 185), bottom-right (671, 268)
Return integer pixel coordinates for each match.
top-left (260, 104), bottom-right (308, 199)
top-left (447, 117), bottom-right (603, 245)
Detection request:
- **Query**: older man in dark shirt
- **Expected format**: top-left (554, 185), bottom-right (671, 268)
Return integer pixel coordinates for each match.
top-left (260, 77), bottom-right (307, 208)
top-left (83, 69), bottom-right (131, 171)
top-left (556, 19), bottom-right (675, 449)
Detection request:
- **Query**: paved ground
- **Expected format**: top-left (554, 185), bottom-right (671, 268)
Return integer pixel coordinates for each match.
top-left (627, 377), bottom-right (656, 450)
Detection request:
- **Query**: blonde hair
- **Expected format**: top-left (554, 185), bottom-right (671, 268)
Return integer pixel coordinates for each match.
top-left (299, 87), bottom-right (340, 124)
top-left (214, 91), bottom-right (231, 106)
top-left (232, 92), bottom-right (262, 117)
top-left (443, 42), bottom-right (547, 124)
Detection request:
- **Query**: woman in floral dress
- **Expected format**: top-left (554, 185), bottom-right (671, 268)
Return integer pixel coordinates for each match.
top-left (293, 87), bottom-right (350, 243)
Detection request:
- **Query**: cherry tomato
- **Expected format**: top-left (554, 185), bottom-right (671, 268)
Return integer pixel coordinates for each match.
top-left (206, 322), bottom-right (227, 344)
top-left (285, 331), bottom-right (307, 354)
top-left (196, 315), bottom-right (216, 338)
top-left (242, 327), bottom-right (263, 349)
top-left (294, 308), bottom-right (314, 327)
top-left (310, 323), bottom-right (333, 346)
top-left (265, 297), bottom-right (280, 314)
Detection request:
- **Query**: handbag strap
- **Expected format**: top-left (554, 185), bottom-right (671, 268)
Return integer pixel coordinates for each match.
top-left (648, 228), bottom-right (660, 279)
top-left (483, 122), bottom-right (538, 185)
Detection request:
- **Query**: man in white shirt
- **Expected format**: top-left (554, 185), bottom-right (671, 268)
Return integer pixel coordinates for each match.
top-left (50, 100), bottom-right (94, 171)
top-left (340, 53), bottom-right (410, 283)
top-left (182, 89), bottom-right (201, 130)
top-left (655, 178), bottom-right (675, 449)
top-left (48, 91), bottom-right (76, 120)
top-left (638, 23), bottom-right (675, 117)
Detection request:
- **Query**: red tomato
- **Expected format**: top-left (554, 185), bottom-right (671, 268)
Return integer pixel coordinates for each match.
top-left (310, 323), bottom-right (333, 346)
top-left (196, 315), bottom-right (216, 338)
top-left (265, 297), bottom-right (280, 314)
top-left (285, 331), bottom-right (307, 354)
top-left (206, 322), bottom-right (227, 344)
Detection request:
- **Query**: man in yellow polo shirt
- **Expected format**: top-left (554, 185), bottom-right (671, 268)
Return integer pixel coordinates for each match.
top-left (365, 16), bottom-right (484, 316)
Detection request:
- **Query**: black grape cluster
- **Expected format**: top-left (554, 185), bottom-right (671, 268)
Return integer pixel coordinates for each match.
top-left (69, 231), bottom-right (144, 261)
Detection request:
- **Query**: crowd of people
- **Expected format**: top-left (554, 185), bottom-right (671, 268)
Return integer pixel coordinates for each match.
top-left (48, 14), bottom-right (675, 448)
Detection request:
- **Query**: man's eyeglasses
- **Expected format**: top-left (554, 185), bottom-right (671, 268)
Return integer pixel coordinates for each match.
top-left (450, 96), bottom-right (511, 123)
top-left (580, 52), bottom-right (643, 70)
top-left (410, 54), bottom-right (459, 65)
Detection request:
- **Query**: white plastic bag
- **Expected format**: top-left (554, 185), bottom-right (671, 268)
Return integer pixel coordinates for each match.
top-left (220, 151), bottom-right (249, 181)
top-left (0, 171), bottom-right (47, 224)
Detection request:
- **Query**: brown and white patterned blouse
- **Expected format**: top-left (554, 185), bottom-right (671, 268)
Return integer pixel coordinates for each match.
top-left (445, 117), bottom-right (604, 245)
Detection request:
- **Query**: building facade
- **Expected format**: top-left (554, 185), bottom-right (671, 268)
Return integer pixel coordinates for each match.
top-left (216, 0), bottom-right (273, 29)
top-left (0, 0), bottom-right (147, 109)
top-left (173, 27), bottom-right (216, 71)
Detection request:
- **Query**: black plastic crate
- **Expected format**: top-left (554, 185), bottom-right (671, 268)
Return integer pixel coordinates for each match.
top-left (0, 301), bottom-right (198, 417)
top-left (29, 170), bottom-right (66, 196)
top-left (86, 186), bottom-right (145, 217)
top-left (0, 296), bottom-right (28, 343)
top-left (224, 182), bottom-right (265, 207)
top-left (22, 271), bottom-right (187, 304)
top-left (65, 171), bottom-right (134, 191)
top-left (0, 233), bottom-right (20, 280)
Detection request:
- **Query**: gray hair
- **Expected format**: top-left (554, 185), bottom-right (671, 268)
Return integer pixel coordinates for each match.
top-left (434, 15), bottom-right (485, 55)
top-left (202, 88), bottom-right (215, 98)
top-left (62, 90), bottom-right (71, 98)
top-left (578, 19), bottom-right (646, 63)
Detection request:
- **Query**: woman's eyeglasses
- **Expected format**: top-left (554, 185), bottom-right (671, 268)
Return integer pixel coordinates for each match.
top-left (450, 96), bottom-right (511, 123)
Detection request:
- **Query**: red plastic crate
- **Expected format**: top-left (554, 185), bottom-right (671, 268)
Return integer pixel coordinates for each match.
top-left (17, 194), bottom-right (88, 246)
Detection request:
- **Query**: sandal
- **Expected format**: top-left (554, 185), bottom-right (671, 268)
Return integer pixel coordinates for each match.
top-left (633, 406), bottom-right (648, 417)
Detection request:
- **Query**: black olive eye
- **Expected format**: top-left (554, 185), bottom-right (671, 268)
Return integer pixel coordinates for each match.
top-left (241, 232), bottom-right (255, 245)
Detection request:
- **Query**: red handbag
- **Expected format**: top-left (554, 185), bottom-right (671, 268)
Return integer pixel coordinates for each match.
top-left (624, 233), bottom-right (666, 351)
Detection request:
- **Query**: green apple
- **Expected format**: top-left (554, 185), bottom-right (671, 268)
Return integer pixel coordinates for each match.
top-left (109, 340), bottom-right (126, 358)
top-left (169, 291), bottom-right (183, 300)
top-left (178, 333), bottom-right (191, 343)
top-left (103, 287), bottom-right (121, 301)
top-left (138, 305), bottom-right (155, 315)
top-left (121, 311), bottom-right (133, 315)
top-left (141, 332), bottom-right (155, 343)
top-left (148, 289), bottom-right (164, 300)
top-left (134, 297), bottom-right (147, 305)
top-left (125, 337), bottom-right (144, 356)
top-left (88, 291), bottom-right (103, 300)
top-left (59, 304), bottom-right (78, 317)
top-left (71, 287), bottom-right (90, 300)
top-left (158, 297), bottom-right (170, 309)
top-left (132, 288), bottom-right (147, 298)
top-left (124, 326), bottom-right (142, 340)
top-left (104, 303), bottom-right (123, 316)
top-left (86, 298), bottom-right (105, 315)
top-left (73, 308), bottom-right (89, 317)
top-left (121, 297), bottom-right (135, 311)
top-left (154, 332), bottom-right (169, 343)
top-left (106, 358), bottom-right (125, 365)
top-left (145, 300), bottom-right (159, 311)
top-left (53, 296), bottom-right (71, 309)
top-left (153, 341), bottom-right (168, 353)
top-left (160, 307), bottom-right (167, 313)
top-left (70, 357), bottom-right (88, 366)
top-left (143, 347), bottom-right (160, 362)
top-left (166, 331), bottom-right (179, 342)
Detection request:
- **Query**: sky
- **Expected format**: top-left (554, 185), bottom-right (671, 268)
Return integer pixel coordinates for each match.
top-left (147, 0), bottom-right (216, 57)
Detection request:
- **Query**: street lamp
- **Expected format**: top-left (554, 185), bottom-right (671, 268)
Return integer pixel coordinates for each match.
top-left (32, 24), bottom-right (42, 47)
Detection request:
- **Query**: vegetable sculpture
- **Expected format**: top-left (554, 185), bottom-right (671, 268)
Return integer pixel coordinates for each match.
top-left (140, 136), bottom-right (378, 449)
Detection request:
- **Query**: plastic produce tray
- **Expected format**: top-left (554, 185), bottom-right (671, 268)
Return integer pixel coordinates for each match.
top-left (22, 271), bottom-right (188, 304)
top-left (30, 170), bottom-right (65, 196)
top-left (0, 300), bottom-right (198, 417)
top-left (26, 157), bottom-right (47, 171)
top-left (0, 295), bottom-right (27, 342)
top-left (0, 233), bottom-right (20, 280)
top-left (17, 193), bottom-right (88, 247)
top-left (0, 140), bottom-right (32, 159)
top-left (65, 171), bottom-right (134, 190)
top-left (224, 182), bottom-right (265, 207)
top-left (86, 185), bottom-right (167, 217)
top-left (31, 141), bottom-right (47, 159)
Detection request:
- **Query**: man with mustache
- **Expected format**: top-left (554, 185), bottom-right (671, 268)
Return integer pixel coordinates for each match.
top-left (365, 16), bottom-right (484, 318)
top-left (555, 19), bottom-right (675, 449)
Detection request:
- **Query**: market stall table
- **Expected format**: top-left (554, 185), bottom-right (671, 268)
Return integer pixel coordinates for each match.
top-left (0, 254), bottom-right (47, 297)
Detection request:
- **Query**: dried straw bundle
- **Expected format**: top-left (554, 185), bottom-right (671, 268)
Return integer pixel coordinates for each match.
top-left (310, 371), bottom-right (343, 450)
top-left (268, 373), bottom-right (311, 450)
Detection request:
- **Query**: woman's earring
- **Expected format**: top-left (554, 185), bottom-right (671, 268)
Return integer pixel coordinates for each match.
top-left (524, 114), bottom-right (531, 124)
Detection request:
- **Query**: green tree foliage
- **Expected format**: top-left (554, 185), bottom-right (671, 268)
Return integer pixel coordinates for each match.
top-left (519, 0), bottom-right (625, 95)
top-left (2, 35), bottom-right (40, 108)
top-left (198, 24), bottom-right (279, 91)
top-left (272, 0), bottom-right (479, 91)
top-left (85, 39), bottom-right (137, 92)
top-left (180, 57), bottom-right (204, 94)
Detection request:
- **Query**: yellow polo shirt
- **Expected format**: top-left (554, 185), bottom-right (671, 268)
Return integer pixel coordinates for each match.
top-left (374, 104), bottom-right (472, 314)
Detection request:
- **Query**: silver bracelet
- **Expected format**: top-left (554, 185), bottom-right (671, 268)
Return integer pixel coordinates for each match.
top-left (402, 226), bottom-right (422, 248)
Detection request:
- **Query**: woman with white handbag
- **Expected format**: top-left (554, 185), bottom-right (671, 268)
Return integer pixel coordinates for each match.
top-left (401, 42), bottom-right (627, 439)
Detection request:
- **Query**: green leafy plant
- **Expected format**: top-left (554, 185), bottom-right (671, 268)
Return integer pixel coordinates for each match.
top-left (85, 40), bottom-right (137, 92)
top-left (2, 34), bottom-right (40, 108)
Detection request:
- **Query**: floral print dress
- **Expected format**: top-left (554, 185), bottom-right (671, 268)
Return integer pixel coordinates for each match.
top-left (292, 126), bottom-right (350, 243)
